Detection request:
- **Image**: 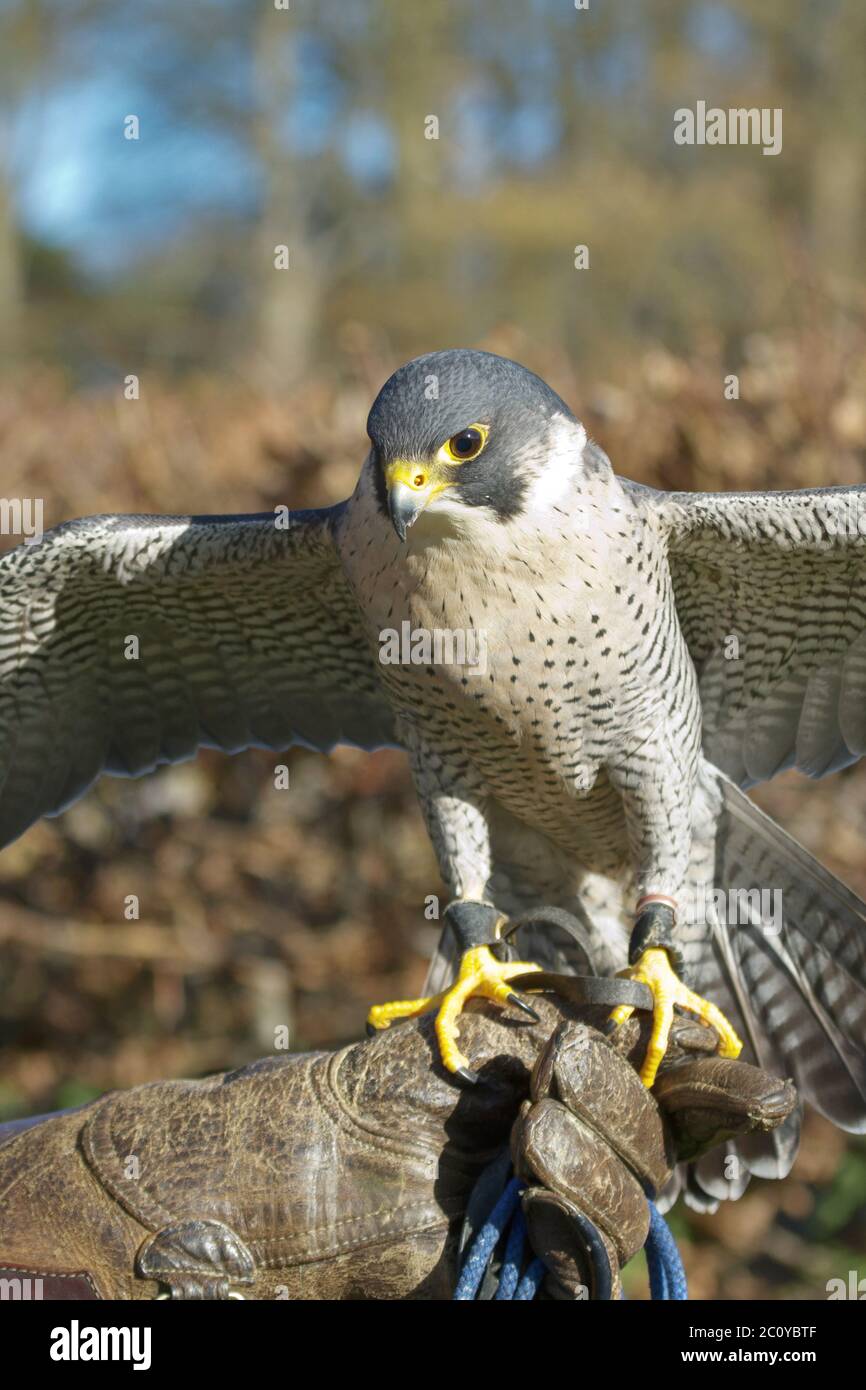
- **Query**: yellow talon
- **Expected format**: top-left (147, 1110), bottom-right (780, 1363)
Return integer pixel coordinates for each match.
top-left (610, 947), bottom-right (743, 1088)
top-left (367, 944), bottom-right (542, 1076)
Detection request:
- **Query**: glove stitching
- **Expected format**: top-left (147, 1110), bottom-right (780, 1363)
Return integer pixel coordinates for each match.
top-left (312, 1050), bottom-right (443, 1163)
top-left (80, 1112), bottom-right (173, 1232)
top-left (249, 1209), bottom-right (456, 1267)
top-left (318, 1049), bottom-right (490, 1173)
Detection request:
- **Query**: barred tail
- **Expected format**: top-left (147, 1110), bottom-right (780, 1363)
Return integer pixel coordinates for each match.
top-left (677, 765), bottom-right (866, 1204)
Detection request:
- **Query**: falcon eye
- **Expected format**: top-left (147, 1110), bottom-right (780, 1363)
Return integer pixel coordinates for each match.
top-left (441, 424), bottom-right (488, 464)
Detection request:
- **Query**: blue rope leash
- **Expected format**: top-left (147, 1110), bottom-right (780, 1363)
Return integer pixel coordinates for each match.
top-left (453, 1176), bottom-right (523, 1300)
top-left (454, 1163), bottom-right (686, 1301)
top-left (645, 1196), bottom-right (688, 1300)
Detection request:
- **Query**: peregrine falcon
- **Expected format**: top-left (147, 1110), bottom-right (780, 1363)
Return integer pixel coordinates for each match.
top-left (2, 349), bottom-right (865, 1197)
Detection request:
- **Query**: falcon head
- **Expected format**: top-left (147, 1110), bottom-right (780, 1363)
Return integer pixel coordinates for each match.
top-left (366, 349), bottom-right (581, 541)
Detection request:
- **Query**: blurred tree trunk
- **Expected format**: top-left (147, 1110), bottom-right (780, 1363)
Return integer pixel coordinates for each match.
top-left (252, 3), bottom-right (323, 389)
top-left (0, 0), bottom-right (43, 368)
top-left (808, 4), bottom-right (865, 297)
top-left (380, 0), bottom-right (453, 267)
top-left (0, 172), bottom-right (23, 365)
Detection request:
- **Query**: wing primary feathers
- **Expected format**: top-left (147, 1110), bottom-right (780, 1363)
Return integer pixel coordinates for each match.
top-left (0, 508), bottom-right (397, 849)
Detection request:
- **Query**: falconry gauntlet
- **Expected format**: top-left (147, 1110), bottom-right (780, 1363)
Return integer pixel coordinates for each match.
top-left (0, 998), bottom-right (794, 1300)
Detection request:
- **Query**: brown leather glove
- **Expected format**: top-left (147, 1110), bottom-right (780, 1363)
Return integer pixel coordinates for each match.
top-left (0, 997), bottom-right (794, 1300)
top-left (512, 1011), bottom-right (795, 1299)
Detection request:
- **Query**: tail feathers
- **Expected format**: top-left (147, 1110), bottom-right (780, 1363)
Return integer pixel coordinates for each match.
top-left (659, 1112), bottom-right (803, 1213)
top-left (657, 1139), bottom-right (756, 1214)
top-left (686, 769), bottom-right (866, 1145)
top-left (675, 923), bottom-right (803, 1201)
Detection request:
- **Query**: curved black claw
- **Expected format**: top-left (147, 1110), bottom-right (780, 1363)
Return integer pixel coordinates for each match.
top-left (365, 1021), bottom-right (377, 1038)
top-left (455, 1066), bottom-right (480, 1087)
top-left (507, 992), bottom-right (541, 1023)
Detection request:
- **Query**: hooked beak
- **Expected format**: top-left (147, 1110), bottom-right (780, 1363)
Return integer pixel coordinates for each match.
top-left (384, 459), bottom-right (446, 542)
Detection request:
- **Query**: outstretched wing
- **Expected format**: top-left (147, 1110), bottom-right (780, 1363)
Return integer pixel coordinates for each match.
top-left (653, 484), bottom-right (866, 787)
top-left (0, 507), bottom-right (397, 849)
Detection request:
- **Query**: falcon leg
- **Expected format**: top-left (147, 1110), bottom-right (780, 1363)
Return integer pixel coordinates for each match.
top-left (366, 901), bottom-right (542, 1084)
top-left (609, 897), bottom-right (743, 1087)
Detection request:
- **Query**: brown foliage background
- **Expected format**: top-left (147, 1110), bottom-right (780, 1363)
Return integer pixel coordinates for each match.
top-left (2, 325), bottom-right (865, 1297)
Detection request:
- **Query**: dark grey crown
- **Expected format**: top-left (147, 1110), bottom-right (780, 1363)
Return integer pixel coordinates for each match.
top-left (367, 350), bottom-right (576, 520)
top-left (367, 349), bottom-right (574, 459)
